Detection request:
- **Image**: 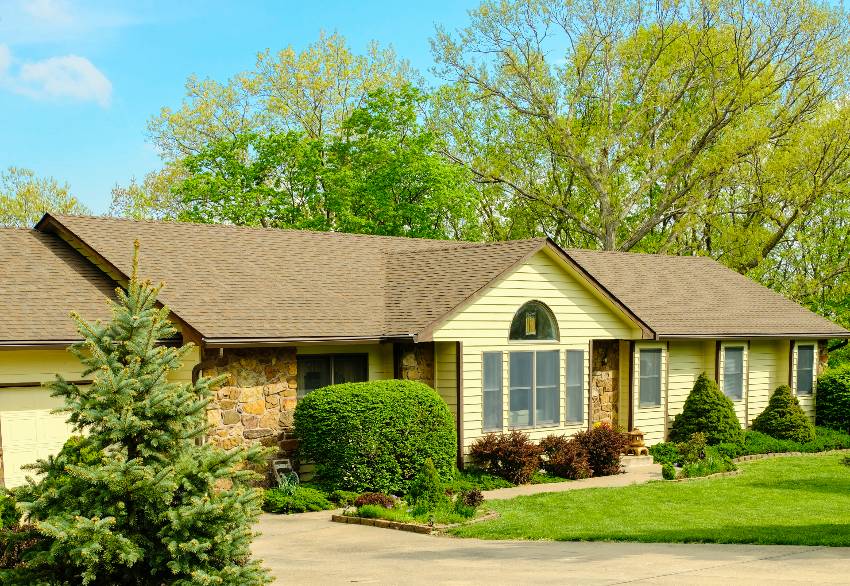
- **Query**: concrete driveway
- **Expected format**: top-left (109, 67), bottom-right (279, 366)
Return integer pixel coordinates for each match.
top-left (252, 511), bottom-right (850, 585)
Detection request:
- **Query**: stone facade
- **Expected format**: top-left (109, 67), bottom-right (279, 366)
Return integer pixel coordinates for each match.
top-left (396, 342), bottom-right (435, 388)
top-left (202, 348), bottom-right (298, 454)
top-left (591, 340), bottom-right (619, 427)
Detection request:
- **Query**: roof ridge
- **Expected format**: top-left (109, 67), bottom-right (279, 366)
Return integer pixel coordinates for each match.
top-left (49, 213), bottom-right (469, 245)
top-left (565, 247), bottom-right (711, 259)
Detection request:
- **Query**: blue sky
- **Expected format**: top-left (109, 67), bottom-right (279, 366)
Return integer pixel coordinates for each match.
top-left (0, 0), bottom-right (473, 213)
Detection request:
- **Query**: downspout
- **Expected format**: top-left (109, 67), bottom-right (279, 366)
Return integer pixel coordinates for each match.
top-left (455, 341), bottom-right (464, 470)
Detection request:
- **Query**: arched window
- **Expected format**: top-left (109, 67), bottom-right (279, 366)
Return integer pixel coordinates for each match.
top-left (509, 300), bottom-right (559, 341)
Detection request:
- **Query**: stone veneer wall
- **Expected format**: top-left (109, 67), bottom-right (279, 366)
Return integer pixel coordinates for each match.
top-left (203, 348), bottom-right (298, 453)
top-left (396, 342), bottom-right (435, 388)
top-left (591, 340), bottom-right (619, 426)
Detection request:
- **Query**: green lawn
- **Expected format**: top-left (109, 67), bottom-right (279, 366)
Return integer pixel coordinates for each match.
top-left (452, 454), bottom-right (850, 546)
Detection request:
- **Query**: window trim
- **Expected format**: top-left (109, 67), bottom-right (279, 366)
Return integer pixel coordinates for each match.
top-left (482, 351), bottom-right (504, 432)
top-left (296, 353), bottom-right (369, 398)
top-left (507, 350), bottom-right (562, 429)
top-left (508, 300), bottom-right (560, 343)
top-left (722, 346), bottom-right (745, 402)
top-left (796, 344), bottom-right (815, 396)
top-left (638, 348), bottom-right (662, 408)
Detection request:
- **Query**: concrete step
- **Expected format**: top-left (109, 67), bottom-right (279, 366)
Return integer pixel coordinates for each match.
top-left (621, 455), bottom-right (655, 470)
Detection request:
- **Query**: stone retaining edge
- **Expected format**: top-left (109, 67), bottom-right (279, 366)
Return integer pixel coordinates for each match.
top-left (331, 510), bottom-right (500, 534)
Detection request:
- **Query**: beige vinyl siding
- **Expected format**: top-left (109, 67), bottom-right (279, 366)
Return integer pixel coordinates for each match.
top-left (632, 342), bottom-right (668, 444)
top-left (0, 345), bottom-right (200, 487)
top-left (747, 340), bottom-right (783, 424)
top-left (618, 340), bottom-right (631, 426)
top-left (791, 340), bottom-right (817, 421)
top-left (717, 342), bottom-right (748, 427)
top-left (667, 341), bottom-right (705, 429)
top-left (432, 248), bottom-right (642, 454)
top-left (434, 342), bottom-right (457, 419)
top-left (295, 343), bottom-right (393, 381)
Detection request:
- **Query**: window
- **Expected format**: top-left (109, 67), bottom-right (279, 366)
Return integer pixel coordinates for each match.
top-left (509, 351), bottom-right (560, 427)
top-left (566, 350), bottom-right (584, 423)
top-left (509, 352), bottom-right (533, 427)
top-left (639, 349), bottom-right (662, 406)
top-left (797, 345), bottom-right (815, 395)
top-left (296, 354), bottom-right (368, 398)
top-left (482, 352), bottom-right (503, 431)
top-left (536, 351), bottom-right (560, 425)
top-left (509, 301), bottom-right (559, 341)
top-left (723, 347), bottom-right (744, 401)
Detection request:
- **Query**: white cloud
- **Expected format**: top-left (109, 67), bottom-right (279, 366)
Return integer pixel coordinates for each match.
top-left (19, 54), bottom-right (112, 106)
top-left (0, 45), bottom-right (11, 75)
top-left (22, 0), bottom-right (73, 25)
top-left (0, 45), bottom-right (112, 107)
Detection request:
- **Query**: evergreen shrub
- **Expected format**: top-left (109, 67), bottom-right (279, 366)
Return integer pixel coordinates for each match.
top-left (816, 364), bottom-right (850, 432)
top-left (669, 373), bottom-right (743, 445)
top-left (752, 385), bottom-right (815, 442)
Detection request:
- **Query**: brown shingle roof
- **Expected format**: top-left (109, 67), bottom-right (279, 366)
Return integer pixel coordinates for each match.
top-left (0, 229), bottom-right (115, 344)
top-left (566, 249), bottom-right (848, 338)
top-left (38, 215), bottom-right (546, 341)
top-left (22, 214), bottom-right (847, 343)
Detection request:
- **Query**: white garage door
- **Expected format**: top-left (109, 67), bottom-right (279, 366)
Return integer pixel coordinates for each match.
top-left (1, 408), bottom-right (74, 488)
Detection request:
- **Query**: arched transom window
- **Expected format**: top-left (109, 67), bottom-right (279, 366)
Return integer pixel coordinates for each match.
top-left (509, 300), bottom-right (559, 341)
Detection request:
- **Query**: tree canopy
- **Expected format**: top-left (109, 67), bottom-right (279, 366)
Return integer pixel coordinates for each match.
top-left (0, 167), bottom-right (89, 228)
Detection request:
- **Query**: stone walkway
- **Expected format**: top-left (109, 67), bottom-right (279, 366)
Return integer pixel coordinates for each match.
top-left (482, 461), bottom-right (663, 500)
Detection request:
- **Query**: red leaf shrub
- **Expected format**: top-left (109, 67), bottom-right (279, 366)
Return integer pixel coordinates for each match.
top-left (469, 431), bottom-right (543, 484)
top-left (539, 434), bottom-right (592, 480)
top-left (353, 492), bottom-right (395, 509)
top-left (574, 423), bottom-right (629, 476)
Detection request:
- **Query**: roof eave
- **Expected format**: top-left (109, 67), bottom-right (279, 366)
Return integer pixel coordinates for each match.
top-left (658, 331), bottom-right (850, 340)
top-left (203, 334), bottom-right (415, 348)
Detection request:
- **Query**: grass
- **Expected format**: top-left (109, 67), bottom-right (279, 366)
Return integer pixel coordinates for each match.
top-left (451, 453), bottom-right (850, 546)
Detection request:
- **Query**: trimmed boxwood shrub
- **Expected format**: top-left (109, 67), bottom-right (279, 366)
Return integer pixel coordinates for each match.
top-left (469, 431), bottom-right (543, 484)
top-left (816, 364), bottom-right (850, 432)
top-left (752, 385), bottom-right (815, 442)
top-left (669, 373), bottom-right (743, 445)
top-left (294, 379), bottom-right (456, 494)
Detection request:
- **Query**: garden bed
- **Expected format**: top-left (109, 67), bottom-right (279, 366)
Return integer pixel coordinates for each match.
top-left (331, 510), bottom-right (499, 534)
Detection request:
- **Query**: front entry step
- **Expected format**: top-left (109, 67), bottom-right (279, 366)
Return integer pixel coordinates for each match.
top-left (621, 455), bottom-right (655, 470)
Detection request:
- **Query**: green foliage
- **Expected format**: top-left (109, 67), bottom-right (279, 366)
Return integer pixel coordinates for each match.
top-left (752, 385), bottom-right (816, 442)
top-left (469, 431), bottom-right (543, 485)
top-left (408, 458), bottom-right (449, 510)
top-left (328, 490), bottom-right (360, 507)
top-left (448, 468), bottom-right (514, 493)
top-left (175, 86), bottom-right (481, 240)
top-left (679, 447), bottom-right (736, 479)
top-left (0, 493), bottom-right (18, 530)
top-left (0, 166), bottom-right (89, 228)
top-left (262, 487), bottom-right (334, 514)
top-left (661, 463), bottom-right (677, 480)
top-left (669, 373), bottom-right (743, 445)
top-left (1, 258), bottom-right (270, 584)
top-left (649, 442), bottom-right (680, 467)
top-left (294, 379), bottom-right (456, 494)
top-left (539, 435), bottom-right (591, 480)
top-left (676, 432), bottom-right (708, 465)
top-left (816, 364), bottom-right (850, 431)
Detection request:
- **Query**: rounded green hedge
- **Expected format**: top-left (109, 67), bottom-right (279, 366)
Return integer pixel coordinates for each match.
top-left (293, 379), bottom-right (456, 494)
top-left (816, 364), bottom-right (850, 432)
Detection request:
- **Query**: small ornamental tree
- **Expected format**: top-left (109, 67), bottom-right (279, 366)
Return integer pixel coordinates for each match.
top-left (2, 245), bottom-right (270, 585)
top-left (669, 373), bottom-right (743, 445)
top-left (752, 385), bottom-right (816, 442)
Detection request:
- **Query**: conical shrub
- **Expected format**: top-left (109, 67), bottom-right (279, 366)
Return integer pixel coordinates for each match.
top-left (752, 385), bottom-right (815, 442)
top-left (669, 373), bottom-right (743, 445)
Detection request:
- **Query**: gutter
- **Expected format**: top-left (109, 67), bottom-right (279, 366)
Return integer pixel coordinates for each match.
top-left (203, 334), bottom-right (416, 347)
top-left (658, 332), bottom-right (850, 340)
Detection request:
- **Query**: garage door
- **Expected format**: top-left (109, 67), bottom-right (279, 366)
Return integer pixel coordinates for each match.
top-left (1, 409), bottom-right (74, 488)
